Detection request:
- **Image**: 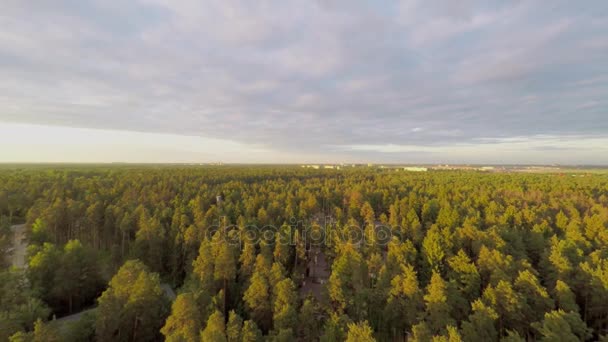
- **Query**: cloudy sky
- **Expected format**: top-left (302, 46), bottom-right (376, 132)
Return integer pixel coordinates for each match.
top-left (1, 0), bottom-right (607, 164)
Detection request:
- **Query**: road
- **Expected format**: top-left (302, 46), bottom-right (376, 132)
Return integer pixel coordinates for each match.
top-left (10, 224), bottom-right (27, 268)
top-left (55, 307), bottom-right (97, 326)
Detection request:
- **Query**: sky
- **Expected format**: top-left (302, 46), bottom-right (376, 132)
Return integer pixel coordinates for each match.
top-left (1, 0), bottom-right (607, 164)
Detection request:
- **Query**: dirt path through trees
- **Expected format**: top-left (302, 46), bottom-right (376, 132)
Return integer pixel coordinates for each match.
top-left (10, 224), bottom-right (27, 268)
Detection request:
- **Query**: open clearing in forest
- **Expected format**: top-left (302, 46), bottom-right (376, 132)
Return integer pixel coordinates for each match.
top-left (10, 224), bottom-right (27, 268)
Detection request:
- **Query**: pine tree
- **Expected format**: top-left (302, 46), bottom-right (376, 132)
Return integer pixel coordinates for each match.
top-left (513, 270), bottom-right (554, 332)
top-left (273, 227), bottom-right (293, 269)
top-left (482, 280), bottom-right (525, 336)
top-left (411, 322), bottom-right (432, 342)
top-left (201, 311), bottom-right (227, 342)
top-left (431, 325), bottom-right (463, 342)
top-left (447, 249), bottom-right (480, 303)
top-left (328, 243), bottom-right (367, 319)
top-left (501, 330), bottom-right (525, 342)
top-left (424, 272), bottom-right (455, 335)
top-left (272, 279), bottom-right (297, 332)
top-left (214, 243), bottom-right (236, 316)
top-left (192, 240), bottom-right (216, 293)
top-left (554, 280), bottom-right (579, 312)
top-left (239, 242), bottom-right (257, 283)
top-left (161, 293), bottom-right (202, 342)
top-left (346, 321), bottom-right (376, 342)
top-left (422, 227), bottom-right (446, 273)
top-left (385, 263), bottom-right (423, 337)
top-left (95, 260), bottom-right (168, 342)
top-left (298, 298), bottom-right (320, 340)
top-left (269, 262), bottom-right (286, 290)
top-left (32, 319), bottom-right (61, 342)
top-left (53, 239), bottom-right (102, 314)
top-left (243, 271), bottom-right (272, 332)
top-left (134, 210), bottom-right (166, 273)
top-left (26, 242), bottom-right (61, 305)
top-left (461, 299), bottom-right (499, 342)
top-left (532, 310), bottom-right (592, 342)
top-left (321, 313), bottom-right (351, 342)
top-left (241, 320), bottom-right (263, 342)
top-left (226, 310), bottom-right (243, 342)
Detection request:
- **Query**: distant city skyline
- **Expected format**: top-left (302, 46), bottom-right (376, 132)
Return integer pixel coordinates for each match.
top-left (1, 1), bottom-right (607, 164)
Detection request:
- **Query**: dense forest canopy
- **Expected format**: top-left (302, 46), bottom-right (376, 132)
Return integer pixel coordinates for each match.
top-left (1, 165), bottom-right (608, 341)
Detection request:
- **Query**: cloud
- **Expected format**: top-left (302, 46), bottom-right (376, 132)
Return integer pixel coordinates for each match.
top-left (0, 0), bottom-right (607, 163)
top-left (338, 135), bottom-right (608, 164)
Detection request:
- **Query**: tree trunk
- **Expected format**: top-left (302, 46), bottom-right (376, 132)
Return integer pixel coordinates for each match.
top-left (132, 316), bottom-right (138, 342)
top-left (224, 278), bottom-right (228, 318)
top-left (122, 230), bottom-right (126, 258)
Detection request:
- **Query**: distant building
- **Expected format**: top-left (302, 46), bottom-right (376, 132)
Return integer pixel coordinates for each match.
top-left (403, 167), bottom-right (428, 172)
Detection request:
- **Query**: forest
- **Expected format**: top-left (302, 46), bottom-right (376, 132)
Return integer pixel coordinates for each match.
top-left (1, 165), bottom-right (608, 341)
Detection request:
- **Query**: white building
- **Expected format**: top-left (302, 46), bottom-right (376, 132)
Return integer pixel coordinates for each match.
top-left (403, 167), bottom-right (428, 172)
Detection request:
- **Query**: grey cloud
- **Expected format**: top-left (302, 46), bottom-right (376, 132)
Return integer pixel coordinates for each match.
top-left (0, 0), bottom-right (607, 161)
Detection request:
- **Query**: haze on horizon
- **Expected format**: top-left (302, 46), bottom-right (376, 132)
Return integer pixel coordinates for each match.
top-left (1, 1), bottom-right (607, 164)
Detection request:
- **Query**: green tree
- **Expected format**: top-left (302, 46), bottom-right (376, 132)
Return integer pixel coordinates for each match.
top-left (192, 240), bottom-right (216, 293)
top-left (239, 241), bottom-right (257, 284)
top-left (53, 240), bottom-right (102, 314)
top-left (411, 322), bottom-right (432, 342)
top-left (422, 227), bottom-right (446, 273)
top-left (1, 269), bottom-right (50, 340)
top-left (27, 242), bottom-right (61, 304)
top-left (133, 210), bottom-right (166, 273)
top-left (431, 326), bottom-right (463, 342)
top-left (461, 299), bottom-right (499, 342)
top-left (161, 293), bottom-right (202, 342)
top-left (29, 219), bottom-right (50, 246)
top-left (201, 310), bottom-right (227, 342)
top-left (273, 227), bottom-right (293, 269)
top-left (241, 320), bottom-right (263, 342)
top-left (214, 242), bottom-right (236, 316)
top-left (513, 270), bottom-right (554, 332)
top-left (95, 260), bottom-right (169, 342)
top-left (321, 313), bottom-right (351, 342)
top-left (243, 270), bottom-right (271, 332)
top-left (482, 280), bottom-right (525, 336)
top-left (32, 319), bottom-right (61, 342)
top-left (385, 263), bottom-right (423, 338)
top-left (328, 243), bottom-right (367, 319)
top-left (226, 310), bottom-right (243, 342)
top-left (447, 249), bottom-right (480, 304)
top-left (272, 279), bottom-right (297, 332)
top-left (9, 319), bottom-right (61, 342)
top-left (346, 321), bottom-right (376, 342)
top-left (298, 298), bottom-right (320, 340)
top-left (424, 272), bottom-right (455, 335)
top-left (501, 330), bottom-right (525, 342)
top-left (554, 280), bottom-right (579, 312)
top-left (532, 310), bottom-right (592, 342)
